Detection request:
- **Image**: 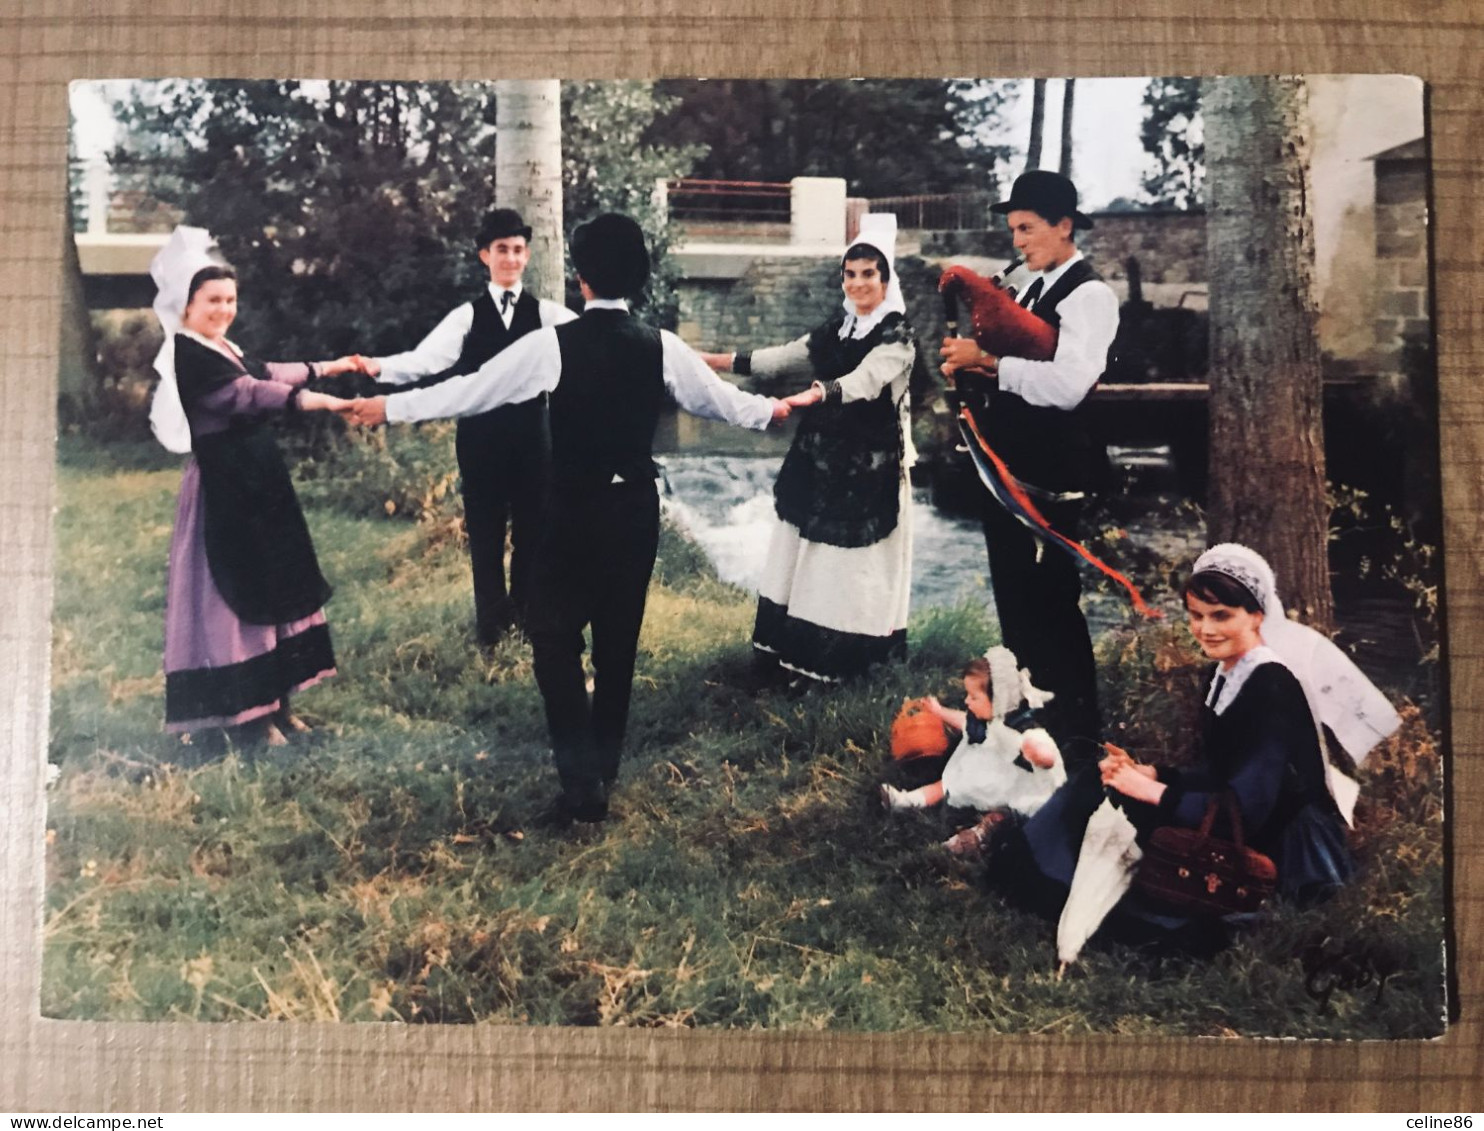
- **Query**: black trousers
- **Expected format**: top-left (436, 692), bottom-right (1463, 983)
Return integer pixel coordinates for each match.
top-left (525, 479), bottom-right (660, 807)
top-left (455, 404), bottom-right (550, 644)
top-left (981, 491), bottom-right (1102, 753)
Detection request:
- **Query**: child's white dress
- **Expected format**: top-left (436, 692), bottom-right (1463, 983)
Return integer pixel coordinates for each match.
top-left (940, 713), bottom-right (1066, 815)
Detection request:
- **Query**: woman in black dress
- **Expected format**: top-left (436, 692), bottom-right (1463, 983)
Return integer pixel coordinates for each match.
top-left (993, 543), bottom-right (1400, 928)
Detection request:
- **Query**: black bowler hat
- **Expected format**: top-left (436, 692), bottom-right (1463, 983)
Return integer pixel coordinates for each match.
top-left (990, 170), bottom-right (1095, 230)
top-left (476, 208), bottom-right (533, 247)
top-left (570, 212), bottom-right (651, 298)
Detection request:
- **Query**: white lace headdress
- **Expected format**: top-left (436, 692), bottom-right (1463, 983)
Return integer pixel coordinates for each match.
top-left (1191, 543), bottom-right (1402, 823)
top-left (984, 644), bottom-right (1054, 721)
top-left (148, 226), bottom-right (224, 454)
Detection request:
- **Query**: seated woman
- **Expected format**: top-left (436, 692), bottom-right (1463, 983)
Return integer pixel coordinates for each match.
top-left (990, 543), bottom-right (1400, 931)
top-left (700, 215), bottom-right (916, 684)
top-left (148, 227), bottom-right (359, 748)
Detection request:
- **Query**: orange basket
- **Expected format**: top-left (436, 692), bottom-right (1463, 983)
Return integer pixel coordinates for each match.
top-left (890, 698), bottom-right (950, 761)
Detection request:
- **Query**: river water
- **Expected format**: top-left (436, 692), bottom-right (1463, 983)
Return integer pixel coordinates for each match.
top-left (656, 453), bottom-right (1440, 712)
top-left (658, 453), bottom-right (1008, 614)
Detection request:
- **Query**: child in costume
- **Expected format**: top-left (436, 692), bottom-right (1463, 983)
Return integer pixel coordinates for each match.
top-left (882, 646), bottom-right (1066, 853)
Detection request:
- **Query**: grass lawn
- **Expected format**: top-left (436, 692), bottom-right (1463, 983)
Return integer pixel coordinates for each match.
top-left (42, 436), bottom-right (1447, 1035)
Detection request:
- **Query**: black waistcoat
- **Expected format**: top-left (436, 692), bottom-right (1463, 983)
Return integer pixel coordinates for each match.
top-left (174, 335), bottom-right (332, 626)
top-left (549, 310), bottom-right (666, 493)
top-left (969, 258), bottom-right (1109, 494)
top-left (431, 289), bottom-right (546, 439)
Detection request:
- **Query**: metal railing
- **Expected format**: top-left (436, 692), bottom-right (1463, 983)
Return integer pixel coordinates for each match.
top-left (664, 178), bottom-right (792, 224)
top-left (865, 191), bottom-right (995, 231)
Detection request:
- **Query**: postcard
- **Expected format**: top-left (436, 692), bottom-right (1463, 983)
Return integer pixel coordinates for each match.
top-left (48, 74), bottom-right (1443, 1038)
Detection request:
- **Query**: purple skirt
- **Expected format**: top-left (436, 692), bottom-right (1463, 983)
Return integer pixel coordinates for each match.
top-left (163, 459), bottom-right (336, 731)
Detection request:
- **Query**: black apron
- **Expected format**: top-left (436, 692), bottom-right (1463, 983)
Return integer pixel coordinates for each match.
top-left (771, 312), bottom-right (912, 549)
top-left (175, 335), bottom-right (332, 626)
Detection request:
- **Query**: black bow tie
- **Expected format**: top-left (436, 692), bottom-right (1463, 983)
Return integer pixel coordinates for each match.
top-left (501, 290), bottom-right (515, 313)
top-left (1020, 277), bottom-right (1045, 309)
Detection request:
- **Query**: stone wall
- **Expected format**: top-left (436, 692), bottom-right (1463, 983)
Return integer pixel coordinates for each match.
top-left (1371, 144), bottom-right (1430, 377)
top-left (919, 208), bottom-right (1208, 302)
top-left (676, 256), bottom-right (841, 350)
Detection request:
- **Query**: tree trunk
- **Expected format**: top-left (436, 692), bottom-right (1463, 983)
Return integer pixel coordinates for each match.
top-left (58, 221), bottom-right (98, 418)
top-left (495, 80), bottom-right (565, 303)
top-left (1058, 78), bottom-right (1076, 181)
top-left (1024, 79), bottom-right (1046, 172)
top-left (1204, 75), bottom-right (1332, 629)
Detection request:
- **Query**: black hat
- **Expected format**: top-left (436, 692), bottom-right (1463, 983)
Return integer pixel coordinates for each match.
top-left (570, 212), bottom-right (651, 298)
top-left (990, 170), bottom-right (1094, 231)
top-left (476, 208), bottom-right (533, 247)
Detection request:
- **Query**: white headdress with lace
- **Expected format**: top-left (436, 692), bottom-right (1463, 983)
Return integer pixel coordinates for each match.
top-left (840, 213), bottom-right (907, 336)
top-left (148, 226), bottom-right (223, 454)
top-left (1191, 542), bottom-right (1402, 823)
top-left (984, 644), bottom-right (1054, 721)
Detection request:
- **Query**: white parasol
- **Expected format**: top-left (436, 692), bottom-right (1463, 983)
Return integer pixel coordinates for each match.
top-left (1056, 796), bottom-right (1143, 970)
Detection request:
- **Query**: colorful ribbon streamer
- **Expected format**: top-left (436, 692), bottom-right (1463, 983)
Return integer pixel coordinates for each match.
top-left (958, 407), bottom-right (1162, 620)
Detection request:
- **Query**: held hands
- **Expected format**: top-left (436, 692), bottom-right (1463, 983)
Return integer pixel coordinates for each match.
top-left (317, 355), bottom-right (379, 378)
top-left (699, 351), bottom-right (734, 372)
top-left (768, 398), bottom-right (792, 424)
top-left (296, 391), bottom-right (355, 413)
top-left (338, 395), bottom-right (390, 428)
top-left (783, 384), bottom-right (825, 409)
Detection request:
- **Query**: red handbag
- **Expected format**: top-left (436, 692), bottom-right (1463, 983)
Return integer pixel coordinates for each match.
top-left (1135, 793), bottom-right (1278, 916)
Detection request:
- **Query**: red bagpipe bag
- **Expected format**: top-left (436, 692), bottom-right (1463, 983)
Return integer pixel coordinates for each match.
top-left (937, 265), bottom-right (1160, 620)
top-left (939, 264), bottom-right (1058, 361)
top-left (890, 698), bottom-right (951, 761)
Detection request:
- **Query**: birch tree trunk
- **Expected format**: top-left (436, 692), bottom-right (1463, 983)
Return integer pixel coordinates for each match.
top-left (495, 80), bottom-right (565, 303)
top-left (1058, 78), bottom-right (1076, 181)
top-left (1204, 75), bottom-right (1332, 629)
top-left (1024, 79), bottom-right (1046, 172)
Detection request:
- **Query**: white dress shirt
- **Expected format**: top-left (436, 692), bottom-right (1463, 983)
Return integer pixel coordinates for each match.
top-left (385, 298), bottom-right (775, 432)
top-left (997, 250), bottom-right (1120, 411)
top-left (372, 282), bottom-right (578, 386)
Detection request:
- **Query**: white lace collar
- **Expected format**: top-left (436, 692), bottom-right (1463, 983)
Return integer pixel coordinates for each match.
top-left (1204, 644), bottom-right (1283, 716)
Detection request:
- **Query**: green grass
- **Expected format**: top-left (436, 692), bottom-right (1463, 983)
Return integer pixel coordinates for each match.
top-left (43, 439), bottom-right (1447, 1034)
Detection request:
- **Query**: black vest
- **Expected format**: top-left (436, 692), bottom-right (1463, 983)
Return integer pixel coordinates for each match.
top-left (971, 258), bottom-right (1109, 494)
top-left (550, 310), bottom-right (666, 491)
top-left (428, 288), bottom-right (546, 436)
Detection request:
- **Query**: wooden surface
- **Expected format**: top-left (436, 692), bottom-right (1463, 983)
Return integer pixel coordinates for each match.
top-left (3, 0), bottom-right (1482, 1112)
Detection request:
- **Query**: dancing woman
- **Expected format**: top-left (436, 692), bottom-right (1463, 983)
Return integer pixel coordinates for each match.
top-left (149, 227), bottom-right (358, 746)
top-left (703, 215), bottom-right (917, 683)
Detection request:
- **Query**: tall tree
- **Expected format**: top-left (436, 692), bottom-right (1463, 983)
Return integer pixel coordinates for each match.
top-left (1141, 77), bottom-right (1204, 208)
top-left (1058, 78), bottom-right (1076, 180)
top-left (1204, 75), bottom-right (1331, 627)
top-left (649, 79), bottom-right (1010, 197)
top-left (494, 80), bottom-right (564, 303)
top-left (1024, 79), bottom-right (1047, 172)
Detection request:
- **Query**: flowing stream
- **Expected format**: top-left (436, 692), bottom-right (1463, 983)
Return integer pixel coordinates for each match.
top-left (656, 452), bottom-right (1438, 712)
